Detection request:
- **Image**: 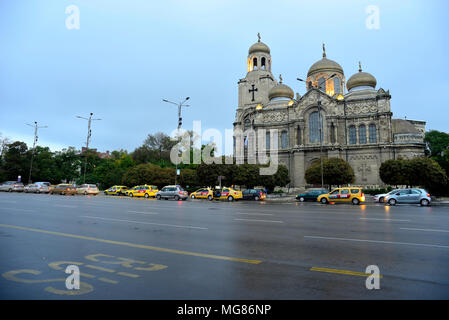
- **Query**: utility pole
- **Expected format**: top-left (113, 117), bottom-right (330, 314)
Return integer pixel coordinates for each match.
top-left (162, 97), bottom-right (190, 185)
top-left (26, 121), bottom-right (48, 184)
top-left (76, 113), bottom-right (101, 184)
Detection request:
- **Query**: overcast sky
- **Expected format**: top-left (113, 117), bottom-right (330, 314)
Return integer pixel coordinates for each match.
top-left (1, 0), bottom-right (448, 153)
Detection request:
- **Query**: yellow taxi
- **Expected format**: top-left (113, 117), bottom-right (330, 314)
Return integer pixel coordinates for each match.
top-left (190, 188), bottom-right (213, 200)
top-left (317, 187), bottom-right (365, 205)
top-left (104, 185), bottom-right (128, 196)
top-left (211, 187), bottom-right (243, 202)
top-left (126, 185), bottom-right (159, 198)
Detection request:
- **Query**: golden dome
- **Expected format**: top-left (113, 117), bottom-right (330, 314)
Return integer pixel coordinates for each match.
top-left (346, 62), bottom-right (377, 90)
top-left (248, 33), bottom-right (270, 55)
top-left (307, 44), bottom-right (343, 77)
top-left (269, 75), bottom-right (294, 100)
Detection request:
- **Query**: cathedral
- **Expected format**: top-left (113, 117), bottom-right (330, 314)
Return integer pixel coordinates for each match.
top-left (233, 35), bottom-right (426, 189)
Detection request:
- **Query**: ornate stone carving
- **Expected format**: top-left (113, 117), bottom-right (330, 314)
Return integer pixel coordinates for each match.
top-left (346, 102), bottom-right (378, 115)
top-left (263, 111), bottom-right (286, 123)
top-left (349, 155), bottom-right (378, 161)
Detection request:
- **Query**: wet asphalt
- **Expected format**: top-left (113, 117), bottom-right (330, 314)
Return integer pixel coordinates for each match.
top-left (0, 192), bottom-right (448, 299)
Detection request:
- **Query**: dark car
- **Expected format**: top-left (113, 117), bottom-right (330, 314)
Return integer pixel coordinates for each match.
top-left (242, 189), bottom-right (266, 201)
top-left (296, 189), bottom-right (329, 202)
top-left (50, 184), bottom-right (76, 195)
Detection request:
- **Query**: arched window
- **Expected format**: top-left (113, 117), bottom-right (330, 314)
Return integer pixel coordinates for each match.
top-left (281, 131), bottom-right (288, 149)
top-left (253, 57), bottom-right (258, 70)
top-left (244, 118), bottom-right (251, 131)
top-left (307, 81), bottom-right (312, 90)
top-left (261, 57), bottom-right (266, 70)
top-left (266, 130), bottom-right (270, 150)
top-left (309, 111), bottom-right (323, 143)
top-left (349, 125), bottom-right (356, 144)
top-left (334, 78), bottom-right (341, 94)
top-left (369, 124), bottom-right (377, 143)
top-left (297, 126), bottom-right (301, 145)
top-left (359, 125), bottom-right (367, 144)
top-left (318, 77), bottom-right (326, 92)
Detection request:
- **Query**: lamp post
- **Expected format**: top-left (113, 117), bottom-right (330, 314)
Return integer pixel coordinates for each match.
top-left (162, 97), bottom-right (190, 185)
top-left (76, 113), bottom-right (102, 184)
top-left (297, 74), bottom-right (337, 189)
top-left (26, 121), bottom-right (48, 184)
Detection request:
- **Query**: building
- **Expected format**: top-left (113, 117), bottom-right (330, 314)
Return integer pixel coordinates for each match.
top-left (233, 35), bottom-right (426, 189)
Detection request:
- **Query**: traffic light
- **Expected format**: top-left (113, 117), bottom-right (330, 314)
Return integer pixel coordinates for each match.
top-left (178, 117), bottom-right (182, 127)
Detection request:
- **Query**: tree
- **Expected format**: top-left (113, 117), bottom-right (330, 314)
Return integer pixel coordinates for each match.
top-left (424, 130), bottom-right (449, 157)
top-left (305, 158), bottom-right (354, 188)
top-left (1, 141), bottom-right (30, 181)
top-left (408, 157), bottom-right (447, 194)
top-left (121, 163), bottom-right (174, 189)
top-left (379, 159), bottom-right (409, 186)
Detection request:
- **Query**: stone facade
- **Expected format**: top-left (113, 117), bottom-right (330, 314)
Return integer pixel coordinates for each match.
top-left (233, 38), bottom-right (426, 189)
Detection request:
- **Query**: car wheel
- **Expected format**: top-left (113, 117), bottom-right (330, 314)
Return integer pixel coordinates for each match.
top-left (8, 189), bottom-right (12, 192)
top-left (208, 195), bottom-right (212, 201)
top-left (156, 195), bottom-right (161, 200)
top-left (388, 198), bottom-right (397, 206)
top-left (299, 197), bottom-right (305, 202)
top-left (144, 193), bottom-right (149, 198)
top-left (129, 193), bottom-right (133, 197)
top-left (37, 190), bottom-right (40, 194)
top-left (227, 196), bottom-right (234, 202)
top-left (320, 198), bottom-right (328, 204)
top-left (352, 198), bottom-right (360, 205)
top-left (84, 191), bottom-right (88, 195)
top-left (255, 196), bottom-right (260, 201)
top-left (420, 199), bottom-right (430, 207)
top-left (191, 195), bottom-right (195, 199)
top-left (174, 195), bottom-right (180, 201)
top-left (379, 197), bottom-right (384, 203)
top-left (61, 191), bottom-right (65, 195)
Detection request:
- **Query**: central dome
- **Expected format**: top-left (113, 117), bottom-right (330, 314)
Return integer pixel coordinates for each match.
top-left (347, 64), bottom-right (377, 90)
top-left (269, 76), bottom-right (294, 100)
top-left (307, 57), bottom-right (344, 77)
top-left (249, 41), bottom-right (270, 55)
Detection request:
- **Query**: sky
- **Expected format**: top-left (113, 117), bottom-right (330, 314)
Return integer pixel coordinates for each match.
top-left (1, 0), bottom-right (448, 153)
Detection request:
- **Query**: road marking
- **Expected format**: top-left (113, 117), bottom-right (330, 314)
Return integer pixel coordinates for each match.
top-left (310, 267), bottom-right (382, 278)
top-left (0, 207), bottom-right (35, 212)
top-left (0, 223), bottom-right (262, 264)
top-left (360, 218), bottom-right (410, 222)
top-left (235, 212), bottom-right (273, 216)
top-left (81, 215), bottom-right (208, 230)
top-left (127, 210), bottom-right (159, 215)
top-left (98, 277), bottom-right (118, 284)
top-left (53, 204), bottom-right (77, 208)
top-left (117, 272), bottom-right (140, 278)
top-left (400, 227), bottom-right (449, 233)
top-left (85, 265), bottom-right (115, 273)
top-left (304, 235), bottom-right (449, 249)
top-left (234, 218), bottom-right (283, 223)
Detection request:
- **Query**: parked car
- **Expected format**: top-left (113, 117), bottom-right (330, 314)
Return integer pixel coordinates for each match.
top-left (211, 187), bottom-right (243, 202)
top-left (242, 189), bottom-right (266, 201)
top-left (76, 184), bottom-right (99, 195)
top-left (104, 185), bottom-right (128, 196)
top-left (373, 189), bottom-right (398, 203)
top-left (296, 188), bottom-right (328, 202)
top-left (127, 185), bottom-right (159, 198)
top-left (190, 188), bottom-right (213, 200)
top-left (24, 184), bottom-right (40, 193)
top-left (317, 187), bottom-right (365, 205)
top-left (156, 185), bottom-right (188, 201)
top-left (0, 181), bottom-right (24, 192)
top-left (50, 184), bottom-right (76, 195)
top-left (35, 182), bottom-right (51, 193)
top-left (384, 188), bottom-right (431, 206)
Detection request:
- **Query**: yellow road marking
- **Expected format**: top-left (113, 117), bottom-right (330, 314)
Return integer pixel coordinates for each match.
top-left (85, 265), bottom-right (115, 273)
top-left (117, 272), bottom-right (139, 278)
top-left (0, 223), bottom-right (262, 264)
top-left (310, 267), bottom-right (383, 278)
top-left (98, 277), bottom-right (119, 284)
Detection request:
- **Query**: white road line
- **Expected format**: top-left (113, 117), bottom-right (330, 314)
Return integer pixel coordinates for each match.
top-left (400, 227), bottom-right (449, 233)
top-left (53, 204), bottom-right (77, 208)
top-left (234, 218), bottom-right (283, 223)
top-left (81, 215), bottom-right (208, 230)
top-left (0, 207), bottom-right (36, 212)
top-left (304, 235), bottom-right (449, 249)
top-left (360, 218), bottom-right (410, 222)
top-left (235, 212), bottom-right (274, 216)
top-left (127, 211), bottom-right (159, 215)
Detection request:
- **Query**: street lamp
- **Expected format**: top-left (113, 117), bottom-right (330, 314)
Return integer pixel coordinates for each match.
top-left (76, 113), bottom-right (102, 184)
top-left (297, 74), bottom-right (337, 189)
top-left (162, 97), bottom-right (190, 185)
top-left (26, 121), bottom-right (48, 184)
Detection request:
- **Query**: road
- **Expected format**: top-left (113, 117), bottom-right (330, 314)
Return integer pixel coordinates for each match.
top-left (0, 192), bottom-right (448, 299)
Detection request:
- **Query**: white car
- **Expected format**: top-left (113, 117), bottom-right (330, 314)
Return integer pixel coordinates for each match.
top-left (76, 184), bottom-right (99, 195)
top-left (373, 189), bottom-right (398, 203)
